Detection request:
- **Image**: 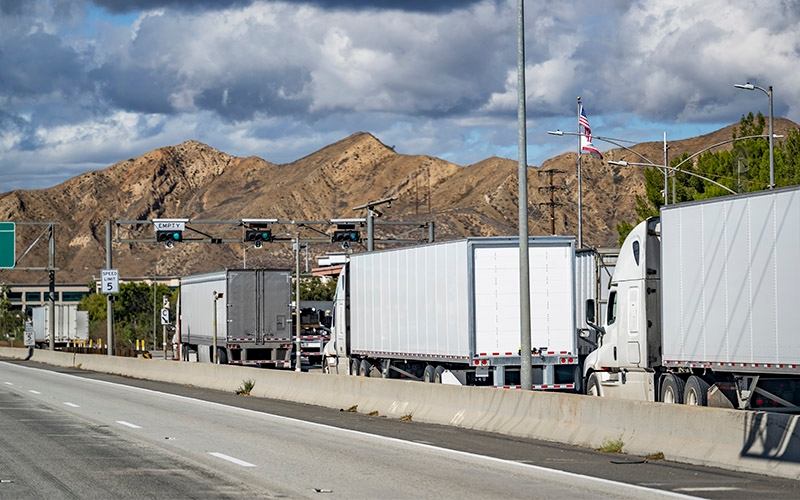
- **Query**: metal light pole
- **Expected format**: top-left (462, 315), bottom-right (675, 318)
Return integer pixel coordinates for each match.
top-left (105, 220), bottom-right (113, 355)
top-left (517, 0), bottom-right (532, 390)
top-left (294, 232), bottom-right (302, 372)
top-left (734, 82), bottom-right (774, 189)
top-left (576, 97), bottom-right (583, 247)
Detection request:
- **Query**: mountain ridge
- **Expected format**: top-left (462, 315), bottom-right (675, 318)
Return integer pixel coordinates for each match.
top-left (1, 119), bottom-right (796, 284)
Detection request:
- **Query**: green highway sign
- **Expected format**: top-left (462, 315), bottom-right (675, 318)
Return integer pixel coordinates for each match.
top-left (0, 222), bottom-right (14, 269)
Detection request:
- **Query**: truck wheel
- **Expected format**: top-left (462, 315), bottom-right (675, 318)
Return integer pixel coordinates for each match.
top-left (660, 374), bottom-right (685, 404)
top-left (350, 358), bottom-right (359, 376)
top-left (423, 365), bottom-right (435, 382)
top-left (586, 373), bottom-right (601, 396)
top-left (359, 359), bottom-right (372, 377)
top-left (684, 376), bottom-right (710, 406)
top-left (433, 365), bottom-right (446, 383)
top-left (216, 347), bottom-right (228, 365)
top-left (321, 357), bottom-right (331, 374)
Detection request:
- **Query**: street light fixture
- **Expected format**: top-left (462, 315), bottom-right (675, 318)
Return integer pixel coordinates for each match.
top-left (608, 160), bottom-right (737, 195)
top-left (734, 82), bottom-right (774, 189)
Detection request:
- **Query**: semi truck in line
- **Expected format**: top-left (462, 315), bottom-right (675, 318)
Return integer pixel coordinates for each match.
top-left (322, 236), bottom-right (588, 389)
top-left (179, 269), bottom-right (294, 368)
top-left (584, 186), bottom-right (800, 410)
top-left (25, 304), bottom-right (89, 348)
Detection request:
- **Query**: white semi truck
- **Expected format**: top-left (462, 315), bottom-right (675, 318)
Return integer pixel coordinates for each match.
top-left (322, 237), bottom-right (588, 389)
top-left (179, 269), bottom-right (294, 368)
top-left (25, 304), bottom-right (89, 348)
top-left (584, 186), bottom-right (800, 410)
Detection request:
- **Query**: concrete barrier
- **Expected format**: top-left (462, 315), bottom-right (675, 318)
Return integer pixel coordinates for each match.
top-left (2, 347), bottom-right (798, 480)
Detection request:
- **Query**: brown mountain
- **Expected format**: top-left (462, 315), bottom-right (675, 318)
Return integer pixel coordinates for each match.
top-left (0, 118), bottom-right (796, 284)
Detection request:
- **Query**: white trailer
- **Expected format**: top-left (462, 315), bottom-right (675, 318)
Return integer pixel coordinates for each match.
top-left (26, 304), bottom-right (89, 348)
top-left (179, 269), bottom-right (294, 368)
top-left (584, 186), bottom-right (800, 410)
top-left (323, 237), bottom-right (583, 389)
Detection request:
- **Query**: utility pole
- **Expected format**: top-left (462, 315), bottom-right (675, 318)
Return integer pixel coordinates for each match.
top-left (537, 169), bottom-right (567, 235)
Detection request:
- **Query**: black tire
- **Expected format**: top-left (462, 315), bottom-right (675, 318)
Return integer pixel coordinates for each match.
top-left (660, 373), bottom-right (685, 404)
top-left (359, 359), bottom-right (372, 377)
top-left (586, 372), bottom-right (601, 396)
top-left (321, 357), bottom-right (331, 374)
top-left (423, 365), bottom-right (435, 383)
top-left (684, 375), bottom-right (710, 406)
top-left (216, 347), bottom-right (228, 365)
top-left (350, 358), bottom-right (360, 376)
top-left (433, 365), bottom-right (446, 383)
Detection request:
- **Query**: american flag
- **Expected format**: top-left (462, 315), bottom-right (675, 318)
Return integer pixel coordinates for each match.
top-left (579, 105), bottom-right (602, 159)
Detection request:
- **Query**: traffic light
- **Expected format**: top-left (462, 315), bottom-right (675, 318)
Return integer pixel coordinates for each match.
top-left (331, 229), bottom-right (361, 243)
top-left (245, 229), bottom-right (272, 248)
top-left (156, 230), bottom-right (183, 243)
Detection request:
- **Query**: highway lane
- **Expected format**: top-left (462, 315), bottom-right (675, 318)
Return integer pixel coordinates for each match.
top-left (0, 360), bottom-right (693, 500)
top-left (1, 358), bottom-right (798, 499)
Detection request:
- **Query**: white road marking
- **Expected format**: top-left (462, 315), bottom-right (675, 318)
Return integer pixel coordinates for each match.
top-left (208, 452), bottom-right (256, 467)
top-left (4, 382), bottom-right (13, 385)
top-left (28, 390), bottom-right (41, 394)
top-left (116, 421), bottom-right (142, 429)
top-left (63, 402), bottom-right (79, 408)
top-left (674, 487), bottom-right (740, 492)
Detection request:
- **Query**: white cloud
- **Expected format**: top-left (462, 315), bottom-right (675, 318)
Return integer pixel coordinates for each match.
top-left (1, 0), bottom-right (799, 191)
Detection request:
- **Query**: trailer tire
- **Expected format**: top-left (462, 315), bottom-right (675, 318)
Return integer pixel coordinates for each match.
top-left (684, 376), bottom-right (710, 406)
top-left (423, 365), bottom-right (435, 383)
top-left (350, 358), bottom-right (359, 376)
top-left (586, 373), bottom-right (601, 396)
top-left (660, 374), bottom-right (685, 404)
top-left (433, 365), bottom-right (446, 384)
top-left (216, 347), bottom-right (228, 365)
top-left (359, 359), bottom-right (372, 377)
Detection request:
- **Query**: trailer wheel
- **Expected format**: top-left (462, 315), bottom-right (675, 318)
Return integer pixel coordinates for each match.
top-left (684, 376), bottom-right (710, 406)
top-left (350, 358), bottom-right (359, 376)
top-left (586, 373), bottom-right (601, 396)
top-left (216, 347), bottom-right (228, 365)
top-left (422, 365), bottom-right (435, 383)
top-left (359, 359), bottom-right (372, 377)
top-left (433, 365), bottom-right (446, 384)
top-left (660, 374), bottom-right (685, 404)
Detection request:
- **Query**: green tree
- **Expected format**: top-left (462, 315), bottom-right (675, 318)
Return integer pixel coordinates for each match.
top-left (0, 283), bottom-right (24, 341)
top-left (296, 276), bottom-right (338, 302)
top-left (79, 281), bottom-right (178, 349)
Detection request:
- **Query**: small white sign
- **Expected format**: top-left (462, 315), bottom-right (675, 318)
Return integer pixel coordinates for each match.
top-left (153, 221), bottom-right (186, 231)
top-left (101, 269), bottom-right (119, 294)
top-left (163, 296), bottom-right (170, 308)
top-left (24, 325), bottom-right (35, 346)
top-left (160, 308), bottom-right (170, 325)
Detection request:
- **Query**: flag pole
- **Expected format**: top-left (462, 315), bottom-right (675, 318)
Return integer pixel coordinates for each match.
top-left (576, 96), bottom-right (583, 249)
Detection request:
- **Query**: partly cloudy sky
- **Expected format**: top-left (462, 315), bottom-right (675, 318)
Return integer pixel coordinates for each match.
top-left (1, 0), bottom-right (797, 191)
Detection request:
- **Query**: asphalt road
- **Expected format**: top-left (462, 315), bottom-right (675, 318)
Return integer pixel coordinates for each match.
top-left (1, 358), bottom-right (798, 499)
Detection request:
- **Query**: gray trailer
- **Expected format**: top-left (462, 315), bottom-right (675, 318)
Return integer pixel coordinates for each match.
top-left (26, 304), bottom-right (89, 348)
top-left (179, 269), bottom-right (293, 368)
top-left (324, 237), bottom-right (583, 389)
top-left (584, 186), bottom-right (800, 410)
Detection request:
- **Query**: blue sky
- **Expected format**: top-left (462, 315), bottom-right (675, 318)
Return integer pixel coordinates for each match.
top-left (0, 0), bottom-right (796, 191)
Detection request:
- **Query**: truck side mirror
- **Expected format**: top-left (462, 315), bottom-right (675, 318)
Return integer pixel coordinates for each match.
top-left (585, 299), bottom-right (605, 338)
top-left (585, 299), bottom-right (596, 324)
